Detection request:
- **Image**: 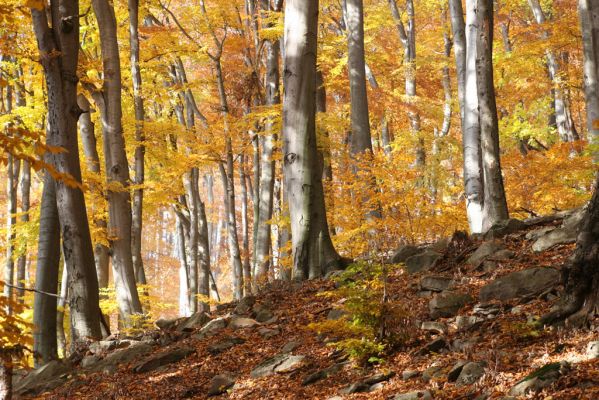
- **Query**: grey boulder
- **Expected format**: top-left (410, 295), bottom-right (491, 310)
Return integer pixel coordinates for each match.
top-left (429, 291), bottom-right (473, 319)
top-left (405, 250), bottom-right (441, 274)
top-left (479, 267), bottom-right (560, 302)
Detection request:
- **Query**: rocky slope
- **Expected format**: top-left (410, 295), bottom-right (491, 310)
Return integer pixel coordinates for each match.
top-left (15, 207), bottom-right (599, 399)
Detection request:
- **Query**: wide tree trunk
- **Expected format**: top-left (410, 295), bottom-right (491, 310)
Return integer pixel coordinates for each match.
top-left (449, 0), bottom-right (466, 125)
top-left (476, 0), bottom-right (509, 231)
top-left (283, 0), bottom-right (341, 280)
top-left (92, 0), bottom-right (143, 323)
top-left (31, 0), bottom-right (102, 343)
top-left (579, 0), bottom-right (599, 145)
top-left (32, 174), bottom-right (61, 366)
top-left (77, 94), bottom-right (110, 289)
top-left (128, 0), bottom-right (147, 285)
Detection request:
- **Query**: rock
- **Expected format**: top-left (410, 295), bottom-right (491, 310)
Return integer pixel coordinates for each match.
top-left (81, 355), bottom-right (100, 368)
top-left (207, 373), bottom-right (235, 396)
top-left (302, 362), bottom-right (347, 386)
top-left (421, 321), bottom-right (446, 334)
top-left (405, 250), bottom-right (441, 274)
top-left (402, 370), bottom-right (419, 380)
top-left (233, 295), bottom-right (256, 315)
top-left (194, 317), bottom-right (228, 338)
top-left (490, 249), bottom-right (515, 260)
top-left (415, 338), bottom-right (448, 356)
top-left (391, 245), bottom-right (422, 263)
top-left (508, 361), bottom-right (569, 396)
top-left (586, 341), bottom-right (599, 359)
top-left (473, 303), bottom-right (502, 317)
top-left (394, 390), bottom-right (433, 400)
top-left (422, 365), bottom-right (444, 382)
top-left (466, 240), bottom-right (506, 265)
top-left (484, 218), bottom-right (527, 238)
top-left (455, 315), bottom-right (484, 330)
top-left (155, 317), bottom-right (179, 331)
top-left (452, 338), bottom-right (478, 353)
top-left (369, 382), bottom-right (385, 391)
top-left (327, 308), bottom-right (348, 320)
top-left (420, 275), bottom-right (454, 292)
top-left (532, 227), bottom-right (577, 252)
top-left (228, 315), bottom-right (259, 330)
top-left (363, 371), bottom-right (395, 385)
top-left (253, 304), bottom-right (274, 322)
top-left (15, 360), bottom-right (71, 395)
top-left (429, 291), bottom-right (473, 319)
top-left (479, 267), bottom-right (560, 302)
top-left (92, 343), bottom-right (153, 373)
top-left (429, 237), bottom-right (450, 252)
top-left (177, 312), bottom-right (211, 332)
top-left (562, 206), bottom-right (585, 230)
top-left (456, 362), bottom-right (485, 386)
top-left (525, 227), bottom-right (554, 241)
top-left (447, 360), bottom-right (468, 382)
top-left (258, 327), bottom-right (280, 339)
top-left (250, 353), bottom-right (306, 378)
top-left (89, 340), bottom-right (126, 355)
top-left (340, 382), bottom-right (370, 394)
top-left (281, 340), bottom-right (301, 353)
top-left (207, 337), bottom-right (245, 355)
top-left (133, 346), bottom-right (194, 373)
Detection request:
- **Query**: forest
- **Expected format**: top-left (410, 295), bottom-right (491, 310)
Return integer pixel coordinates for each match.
top-left (1, 0), bottom-right (599, 398)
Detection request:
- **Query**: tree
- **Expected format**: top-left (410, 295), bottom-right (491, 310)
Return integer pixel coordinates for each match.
top-left (31, 0), bottom-right (102, 344)
top-left (91, 0), bottom-right (143, 323)
top-left (282, 0), bottom-right (341, 279)
top-left (579, 0), bottom-right (599, 144)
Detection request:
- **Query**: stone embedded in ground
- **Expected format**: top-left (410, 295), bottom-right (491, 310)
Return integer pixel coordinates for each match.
top-left (422, 365), bottom-right (444, 382)
top-left (415, 338), bottom-right (448, 356)
top-left (91, 342), bottom-right (153, 373)
top-left (452, 337), bottom-right (479, 353)
top-left (456, 362), bottom-right (485, 385)
top-left (228, 315), bottom-right (259, 330)
top-left (253, 304), bottom-right (274, 322)
top-left (429, 237), bottom-right (451, 252)
top-left (429, 291), bottom-right (473, 319)
top-left (525, 226), bottom-right (554, 241)
top-left (455, 315), bottom-right (484, 330)
top-left (207, 337), bottom-right (245, 355)
top-left (393, 390), bottom-right (433, 400)
top-left (89, 339), bottom-right (133, 355)
top-left (81, 355), bottom-right (100, 368)
top-left (258, 327), bottom-right (280, 339)
top-left (250, 353), bottom-right (306, 378)
top-left (14, 360), bottom-right (71, 396)
top-left (155, 317), bottom-right (179, 331)
top-left (281, 340), bottom-right (301, 353)
top-left (421, 321), bottom-right (446, 334)
top-left (391, 244), bottom-right (422, 263)
top-left (233, 295), bottom-right (256, 315)
top-left (327, 308), bottom-right (347, 320)
top-left (339, 382), bottom-right (370, 394)
top-left (466, 240), bottom-right (506, 265)
top-left (363, 371), bottom-right (395, 385)
top-left (207, 373), bottom-right (235, 396)
top-left (405, 250), bottom-right (442, 274)
top-left (420, 275), bottom-right (454, 292)
top-left (177, 312), bottom-right (211, 332)
top-left (302, 362), bottom-right (349, 386)
top-left (508, 361), bottom-right (569, 396)
top-left (490, 249), bottom-right (516, 260)
top-left (402, 370), bottom-right (419, 380)
top-left (447, 360), bottom-right (468, 382)
top-left (586, 341), bottom-right (599, 359)
top-left (479, 267), bottom-right (560, 302)
top-left (484, 218), bottom-right (527, 239)
top-left (532, 227), bottom-right (577, 252)
top-left (194, 317), bottom-right (228, 339)
top-left (133, 346), bottom-right (195, 373)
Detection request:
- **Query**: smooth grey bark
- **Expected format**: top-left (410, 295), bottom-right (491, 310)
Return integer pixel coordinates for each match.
top-left (31, 0), bottom-right (102, 342)
top-left (283, 0), bottom-right (341, 280)
top-left (440, 13), bottom-right (453, 137)
top-left (255, 0), bottom-right (280, 283)
top-left (449, 0), bottom-right (466, 125)
top-left (476, 0), bottom-right (509, 231)
top-left (77, 94), bottom-right (110, 289)
top-left (0, 356), bottom-right (11, 400)
top-left (56, 264), bottom-right (68, 357)
top-left (240, 156), bottom-right (252, 294)
top-left (4, 153), bottom-right (19, 314)
top-left (128, 0), bottom-right (147, 285)
top-left (364, 64), bottom-right (392, 156)
top-left (528, 0), bottom-right (578, 142)
top-left (92, 0), bottom-right (143, 323)
top-left (462, 0), bottom-right (484, 233)
top-left (389, 0), bottom-right (423, 165)
top-left (32, 174), bottom-right (60, 366)
top-left (579, 0), bottom-right (599, 147)
top-left (176, 216), bottom-right (190, 316)
top-left (346, 0), bottom-right (373, 155)
top-left (16, 159), bottom-right (30, 303)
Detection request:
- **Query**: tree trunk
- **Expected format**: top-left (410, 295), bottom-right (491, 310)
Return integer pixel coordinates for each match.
top-left (528, 0), bottom-right (578, 142)
top-left (176, 216), bottom-right (190, 316)
top-left (77, 94), bottom-right (110, 289)
top-left (128, 0), bottom-right (147, 285)
top-left (92, 0), bottom-right (143, 323)
top-left (32, 174), bottom-right (61, 366)
top-left (240, 156), bottom-right (252, 295)
top-left (579, 0), bottom-right (599, 146)
top-left (0, 355), bottom-right (11, 400)
top-left (16, 159), bottom-right (30, 304)
top-left (449, 0), bottom-right (466, 125)
top-left (463, 0), bottom-right (484, 233)
top-left (31, 0), bottom-right (102, 342)
top-left (283, 0), bottom-right (341, 280)
top-left (476, 0), bottom-right (509, 231)
top-left (56, 264), bottom-right (68, 356)
top-left (4, 153), bottom-right (19, 314)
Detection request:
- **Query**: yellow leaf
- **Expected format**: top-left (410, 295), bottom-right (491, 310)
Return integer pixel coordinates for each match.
top-left (25, 0), bottom-right (44, 11)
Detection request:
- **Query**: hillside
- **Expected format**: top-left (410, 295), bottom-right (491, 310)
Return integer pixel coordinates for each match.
top-left (14, 209), bottom-right (599, 400)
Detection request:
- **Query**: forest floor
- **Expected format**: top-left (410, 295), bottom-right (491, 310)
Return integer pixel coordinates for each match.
top-left (18, 210), bottom-right (599, 400)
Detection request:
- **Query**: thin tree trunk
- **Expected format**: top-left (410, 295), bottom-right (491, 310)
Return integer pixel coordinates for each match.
top-left (16, 159), bottom-right (30, 303)
top-left (128, 0), bottom-right (147, 285)
top-left (449, 0), bottom-right (466, 125)
top-left (56, 264), bottom-right (68, 356)
top-left (4, 154), bottom-right (19, 314)
top-left (240, 156), bottom-right (252, 295)
top-left (31, 0), bottom-right (102, 342)
top-left (579, 0), bottom-right (599, 145)
top-left (92, 0), bottom-right (143, 323)
top-left (32, 174), bottom-right (60, 366)
top-left (477, 0), bottom-right (509, 231)
top-left (0, 354), bottom-right (12, 400)
top-left (176, 216), bottom-right (190, 316)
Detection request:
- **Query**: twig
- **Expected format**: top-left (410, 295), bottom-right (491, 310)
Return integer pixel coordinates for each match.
top-left (1, 280), bottom-right (64, 300)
